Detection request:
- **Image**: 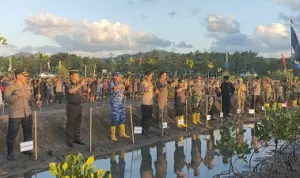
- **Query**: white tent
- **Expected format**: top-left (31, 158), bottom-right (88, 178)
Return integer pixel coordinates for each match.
top-left (39, 72), bottom-right (56, 78)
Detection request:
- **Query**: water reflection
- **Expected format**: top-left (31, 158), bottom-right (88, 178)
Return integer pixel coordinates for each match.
top-left (204, 130), bottom-right (215, 170)
top-left (140, 146), bottom-right (153, 178)
top-left (9, 122), bottom-right (270, 178)
top-left (174, 136), bottom-right (186, 177)
top-left (190, 134), bottom-right (201, 177)
top-left (155, 140), bottom-right (167, 178)
top-left (110, 151), bottom-right (125, 178)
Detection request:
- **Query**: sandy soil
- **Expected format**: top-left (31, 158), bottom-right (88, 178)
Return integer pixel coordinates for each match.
top-left (0, 97), bottom-right (263, 177)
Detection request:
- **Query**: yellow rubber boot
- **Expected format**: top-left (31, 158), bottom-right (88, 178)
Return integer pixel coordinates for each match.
top-left (196, 113), bottom-right (201, 124)
top-left (176, 116), bottom-right (182, 128)
top-left (273, 102), bottom-right (277, 109)
top-left (192, 113), bottom-right (197, 125)
top-left (277, 103), bottom-right (282, 109)
top-left (180, 115), bottom-right (187, 128)
top-left (292, 99), bottom-right (297, 107)
top-left (110, 126), bottom-right (118, 141)
top-left (119, 124), bottom-right (130, 139)
top-left (264, 103), bottom-right (270, 109)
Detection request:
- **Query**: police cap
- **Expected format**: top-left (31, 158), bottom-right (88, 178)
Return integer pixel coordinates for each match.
top-left (223, 76), bottom-right (229, 80)
top-left (112, 72), bottom-right (121, 77)
top-left (69, 69), bottom-right (79, 75)
top-left (14, 68), bottom-right (29, 77)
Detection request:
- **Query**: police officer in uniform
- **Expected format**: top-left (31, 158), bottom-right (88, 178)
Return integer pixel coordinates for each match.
top-left (5, 68), bottom-right (32, 160)
top-left (220, 76), bottom-right (235, 119)
top-left (65, 69), bottom-right (86, 147)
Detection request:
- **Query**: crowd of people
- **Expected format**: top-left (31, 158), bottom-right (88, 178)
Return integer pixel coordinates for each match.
top-left (1, 68), bottom-right (299, 161)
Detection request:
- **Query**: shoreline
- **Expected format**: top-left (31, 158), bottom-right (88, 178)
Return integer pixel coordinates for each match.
top-left (0, 99), bottom-right (262, 177)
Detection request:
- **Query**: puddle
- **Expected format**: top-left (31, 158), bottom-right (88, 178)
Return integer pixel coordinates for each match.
top-left (10, 124), bottom-right (270, 178)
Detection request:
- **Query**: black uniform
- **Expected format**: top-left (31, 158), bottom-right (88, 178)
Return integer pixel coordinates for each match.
top-left (140, 146), bottom-right (153, 177)
top-left (220, 80), bottom-right (235, 118)
top-left (65, 80), bottom-right (84, 144)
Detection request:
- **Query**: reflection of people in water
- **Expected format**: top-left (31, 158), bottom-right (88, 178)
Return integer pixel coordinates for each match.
top-left (174, 136), bottom-right (186, 178)
top-left (237, 120), bottom-right (244, 149)
top-left (155, 140), bottom-right (167, 178)
top-left (219, 126), bottom-right (233, 164)
top-left (110, 151), bottom-right (126, 178)
top-left (191, 134), bottom-right (202, 176)
top-left (140, 146), bottom-right (153, 178)
top-left (204, 130), bottom-right (215, 169)
top-left (251, 123), bottom-right (260, 153)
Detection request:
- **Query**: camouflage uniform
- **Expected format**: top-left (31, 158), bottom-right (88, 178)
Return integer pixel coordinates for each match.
top-left (109, 81), bottom-right (126, 126)
top-left (192, 82), bottom-right (203, 114)
top-left (109, 75), bottom-right (130, 141)
top-left (191, 79), bottom-right (203, 124)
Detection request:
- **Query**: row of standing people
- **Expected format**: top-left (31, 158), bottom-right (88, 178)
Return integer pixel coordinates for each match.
top-left (3, 67), bottom-right (298, 160)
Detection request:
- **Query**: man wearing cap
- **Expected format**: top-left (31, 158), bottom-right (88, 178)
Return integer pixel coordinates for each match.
top-left (109, 72), bottom-right (130, 141)
top-left (220, 76), bottom-right (235, 119)
top-left (4, 69), bottom-right (32, 160)
top-left (140, 71), bottom-right (154, 135)
top-left (65, 69), bottom-right (86, 147)
top-left (155, 71), bottom-right (168, 129)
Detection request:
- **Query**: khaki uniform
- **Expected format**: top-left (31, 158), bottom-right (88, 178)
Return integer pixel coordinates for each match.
top-left (236, 82), bottom-right (246, 114)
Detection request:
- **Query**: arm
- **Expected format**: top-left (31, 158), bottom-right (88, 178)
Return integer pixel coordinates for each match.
top-left (176, 87), bottom-right (184, 92)
top-left (4, 85), bottom-right (21, 104)
top-left (23, 84), bottom-right (32, 100)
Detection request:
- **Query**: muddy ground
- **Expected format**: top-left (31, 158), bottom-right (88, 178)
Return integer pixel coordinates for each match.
top-left (0, 97), bottom-right (263, 177)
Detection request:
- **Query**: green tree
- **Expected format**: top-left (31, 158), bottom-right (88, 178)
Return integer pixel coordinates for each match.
top-left (0, 34), bottom-right (7, 45)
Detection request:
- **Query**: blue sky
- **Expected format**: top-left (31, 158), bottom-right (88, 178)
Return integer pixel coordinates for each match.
top-left (0, 0), bottom-right (299, 57)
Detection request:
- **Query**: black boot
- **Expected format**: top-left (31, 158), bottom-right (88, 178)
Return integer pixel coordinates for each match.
top-left (7, 152), bottom-right (14, 161)
top-left (7, 140), bottom-right (14, 160)
top-left (142, 121), bottom-right (148, 135)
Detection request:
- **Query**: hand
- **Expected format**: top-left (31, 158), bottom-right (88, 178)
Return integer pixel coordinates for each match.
top-left (80, 79), bottom-right (86, 86)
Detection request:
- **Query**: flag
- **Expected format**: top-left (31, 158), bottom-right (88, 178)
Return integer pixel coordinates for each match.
top-left (225, 52), bottom-right (229, 69)
top-left (8, 57), bottom-right (12, 72)
top-left (139, 56), bottom-right (143, 65)
top-left (290, 20), bottom-right (300, 69)
top-left (58, 60), bottom-right (62, 70)
top-left (112, 58), bottom-right (116, 65)
top-left (281, 53), bottom-right (287, 70)
top-left (291, 18), bottom-right (294, 25)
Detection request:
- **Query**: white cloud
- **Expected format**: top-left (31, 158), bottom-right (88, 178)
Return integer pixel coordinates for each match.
top-left (204, 14), bottom-right (240, 34)
top-left (23, 13), bottom-right (172, 54)
top-left (272, 0), bottom-right (300, 11)
top-left (205, 14), bottom-right (291, 57)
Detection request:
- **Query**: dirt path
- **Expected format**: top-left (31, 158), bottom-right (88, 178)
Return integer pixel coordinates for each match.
top-left (0, 98), bottom-right (263, 177)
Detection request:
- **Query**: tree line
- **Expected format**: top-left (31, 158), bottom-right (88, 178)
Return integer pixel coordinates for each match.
top-left (0, 50), bottom-right (294, 78)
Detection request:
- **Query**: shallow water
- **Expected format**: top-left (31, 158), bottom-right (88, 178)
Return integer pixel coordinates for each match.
top-left (15, 124), bottom-right (270, 178)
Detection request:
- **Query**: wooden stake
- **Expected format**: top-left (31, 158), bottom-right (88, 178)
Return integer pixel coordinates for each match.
top-left (185, 100), bottom-right (188, 132)
top-left (161, 110), bottom-right (164, 136)
top-left (206, 95), bottom-right (209, 128)
top-left (89, 107), bottom-right (93, 152)
top-left (129, 104), bottom-right (135, 144)
top-left (34, 111), bottom-right (38, 160)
